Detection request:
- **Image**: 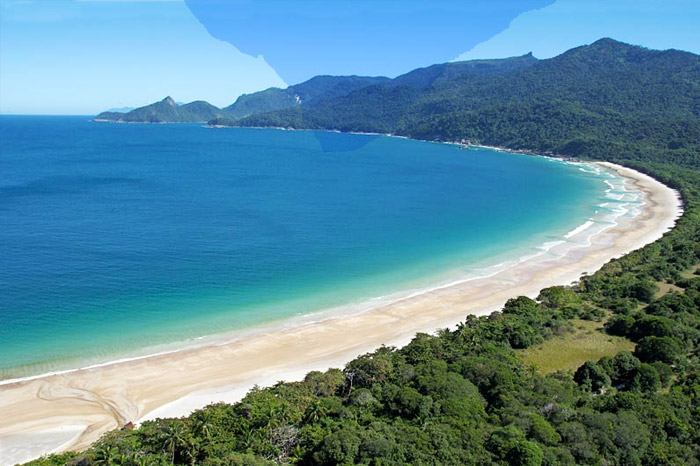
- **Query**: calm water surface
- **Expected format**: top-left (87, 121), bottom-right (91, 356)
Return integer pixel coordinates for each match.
top-left (0, 116), bottom-right (605, 378)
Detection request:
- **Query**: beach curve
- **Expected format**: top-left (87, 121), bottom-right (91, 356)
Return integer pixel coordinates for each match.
top-left (0, 161), bottom-right (683, 466)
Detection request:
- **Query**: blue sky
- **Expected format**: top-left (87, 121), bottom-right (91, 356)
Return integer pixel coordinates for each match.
top-left (183, 0), bottom-right (554, 83)
top-left (457, 0), bottom-right (700, 61)
top-left (1, 0), bottom-right (698, 115)
top-left (0, 0), bottom-right (285, 114)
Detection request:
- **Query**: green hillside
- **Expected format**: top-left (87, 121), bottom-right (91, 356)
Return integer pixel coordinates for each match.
top-left (217, 75), bottom-right (391, 123)
top-left (95, 97), bottom-right (225, 123)
top-left (234, 39), bottom-right (700, 168)
top-left (231, 53), bottom-right (541, 134)
top-left (95, 76), bottom-right (391, 124)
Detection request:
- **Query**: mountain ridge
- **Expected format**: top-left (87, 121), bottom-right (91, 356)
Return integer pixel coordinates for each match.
top-left (94, 54), bottom-right (539, 125)
top-left (231, 38), bottom-right (700, 167)
top-left (95, 96), bottom-right (224, 123)
top-left (94, 38), bottom-right (700, 168)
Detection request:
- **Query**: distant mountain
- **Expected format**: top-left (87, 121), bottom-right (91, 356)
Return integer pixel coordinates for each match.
top-left (231, 39), bottom-right (700, 166)
top-left (95, 97), bottom-right (225, 123)
top-left (179, 100), bottom-right (226, 121)
top-left (225, 53), bottom-right (542, 133)
top-left (219, 54), bottom-right (536, 124)
top-left (220, 75), bottom-right (391, 122)
top-left (389, 53), bottom-right (538, 88)
top-left (95, 76), bottom-right (390, 124)
top-left (95, 57), bottom-right (536, 125)
top-left (94, 39), bottom-right (700, 167)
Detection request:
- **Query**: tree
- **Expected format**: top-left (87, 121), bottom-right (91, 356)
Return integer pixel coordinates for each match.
top-left (487, 426), bottom-right (527, 462)
top-left (630, 315), bottom-right (675, 340)
top-left (312, 429), bottom-right (361, 465)
top-left (574, 361), bottom-right (610, 392)
top-left (599, 351), bottom-right (641, 386)
top-left (503, 296), bottom-right (540, 316)
top-left (509, 440), bottom-right (544, 466)
top-left (91, 446), bottom-right (118, 466)
top-left (537, 286), bottom-right (580, 310)
top-left (605, 315), bottom-right (635, 337)
top-left (192, 410), bottom-right (216, 442)
top-left (161, 420), bottom-right (188, 464)
top-left (344, 347), bottom-right (395, 389)
top-left (650, 362), bottom-right (674, 387)
top-left (303, 400), bottom-right (329, 424)
top-left (628, 280), bottom-right (658, 303)
top-left (634, 336), bottom-right (682, 363)
top-left (504, 319), bottom-right (539, 349)
top-left (527, 413), bottom-right (561, 446)
top-left (630, 364), bottom-right (661, 392)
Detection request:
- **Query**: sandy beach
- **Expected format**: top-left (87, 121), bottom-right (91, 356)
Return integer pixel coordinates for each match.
top-left (0, 162), bottom-right (682, 466)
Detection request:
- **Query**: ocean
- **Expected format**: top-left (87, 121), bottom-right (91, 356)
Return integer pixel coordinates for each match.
top-left (0, 116), bottom-right (620, 380)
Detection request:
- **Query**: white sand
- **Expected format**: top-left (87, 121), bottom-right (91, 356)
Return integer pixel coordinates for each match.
top-left (0, 162), bottom-right (682, 466)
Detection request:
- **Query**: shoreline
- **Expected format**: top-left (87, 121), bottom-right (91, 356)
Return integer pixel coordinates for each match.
top-left (0, 161), bottom-right (682, 466)
top-left (0, 149), bottom-right (600, 386)
top-left (0, 156), bottom-right (621, 386)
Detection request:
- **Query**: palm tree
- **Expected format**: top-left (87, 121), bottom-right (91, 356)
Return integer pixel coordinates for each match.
top-left (289, 444), bottom-right (304, 464)
top-left (117, 452), bottom-right (149, 466)
top-left (161, 421), bottom-right (188, 464)
top-left (91, 445), bottom-right (118, 466)
top-left (182, 434), bottom-right (200, 466)
top-left (193, 411), bottom-right (216, 441)
top-left (303, 401), bottom-right (328, 424)
top-left (456, 316), bottom-right (481, 349)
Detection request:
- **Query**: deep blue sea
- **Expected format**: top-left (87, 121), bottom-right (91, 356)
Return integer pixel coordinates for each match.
top-left (0, 116), bottom-right (606, 379)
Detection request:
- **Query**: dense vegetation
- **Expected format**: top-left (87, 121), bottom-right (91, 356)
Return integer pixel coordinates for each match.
top-left (95, 97), bottom-right (225, 124)
top-left (221, 53), bottom-right (539, 134)
top-left (233, 39), bottom-right (700, 169)
top-left (222, 76), bottom-right (391, 121)
top-left (39, 39), bottom-right (700, 465)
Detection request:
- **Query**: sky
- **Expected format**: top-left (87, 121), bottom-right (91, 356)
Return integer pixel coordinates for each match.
top-left (456, 0), bottom-right (700, 61)
top-left (182, 0), bottom-right (554, 83)
top-left (0, 0), bottom-right (286, 114)
top-left (1, 0), bottom-right (698, 115)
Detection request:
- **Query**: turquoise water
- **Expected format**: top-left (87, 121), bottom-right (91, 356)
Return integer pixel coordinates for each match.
top-left (0, 116), bottom-right (605, 379)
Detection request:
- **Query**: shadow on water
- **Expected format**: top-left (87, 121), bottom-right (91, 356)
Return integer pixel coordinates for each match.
top-left (311, 131), bottom-right (380, 153)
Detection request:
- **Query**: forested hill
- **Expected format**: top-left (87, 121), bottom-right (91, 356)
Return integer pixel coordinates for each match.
top-left (233, 39), bottom-right (700, 168)
top-left (221, 75), bottom-right (391, 121)
top-left (223, 55), bottom-right (537, 122)
top-left (94, 76), bottom-right (390, 124)
top-left (95, 39), bottom-right (700, 167)
top-left (218, 53), bottom-right (540, 131)
top-left (95, 97), bottom-right (225, 123)
top-left (94, 56), bottom-right (537, 125)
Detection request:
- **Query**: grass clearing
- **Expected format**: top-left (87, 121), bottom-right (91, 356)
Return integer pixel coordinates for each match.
top-left (656, 281), bottom-right (684, 297)
top-left (681, 263), bottom-right (699, 279)
top-left (519, 319), bottom-right (635, 374)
